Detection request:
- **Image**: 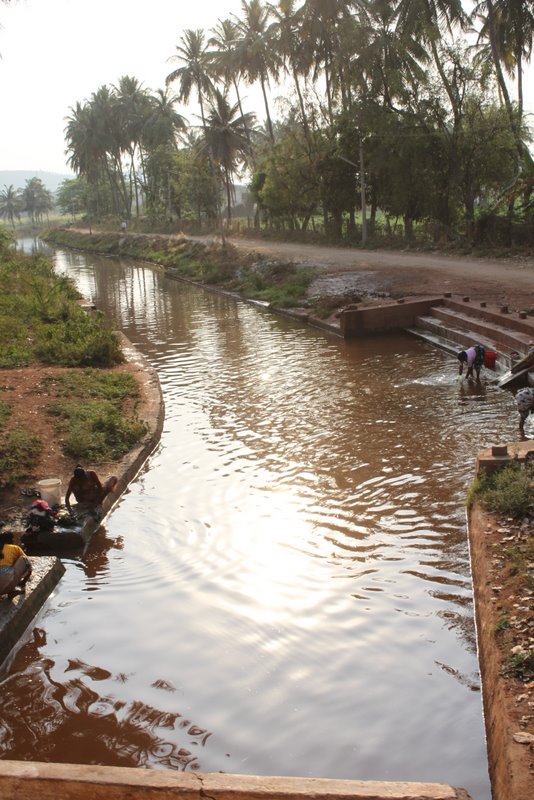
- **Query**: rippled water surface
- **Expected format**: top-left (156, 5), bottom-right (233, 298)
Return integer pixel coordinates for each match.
top-left (2, 245), bottom-right (520, 798)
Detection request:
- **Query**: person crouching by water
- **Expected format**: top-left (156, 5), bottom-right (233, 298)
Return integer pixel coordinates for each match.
top-left (515, 387), bottom-right (534, 435)
top-left (457, 344), bottom-right (485, 380)
top-left (0, 532), bottom-right (32, 598)
top-left (65, 465), bottom-right (118, 516)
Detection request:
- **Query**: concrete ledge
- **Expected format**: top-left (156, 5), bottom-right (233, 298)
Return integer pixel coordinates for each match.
top-left (0, 761), bottom-right (472, 800)
top-left (0, 557), bottom-right (64, 667)
top-left (476, 440), bottom-right (534, 474)
top-left (340, 297), bottom-right (444, 337)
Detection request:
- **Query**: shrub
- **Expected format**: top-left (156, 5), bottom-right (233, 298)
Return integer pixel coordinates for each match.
top-left (468, 460), bottom-right (533, 518)
top-left (34, 316), bottom-right (123, 367)
top-left (503, 650), bottom-right (534, 682)
top-left (239, 263), bottom-right (317, 308)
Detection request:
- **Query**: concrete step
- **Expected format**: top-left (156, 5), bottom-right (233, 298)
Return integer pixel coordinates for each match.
top-left (443, 297), bottom-right (534, 338)
top-left (426, 306), bottom-right (533, 355)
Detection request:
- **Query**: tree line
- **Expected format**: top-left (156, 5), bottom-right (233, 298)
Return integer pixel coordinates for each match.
top-left (0, 178), bottom-right (54, 227)
top-left (48, 2), bottom-right (534, 244)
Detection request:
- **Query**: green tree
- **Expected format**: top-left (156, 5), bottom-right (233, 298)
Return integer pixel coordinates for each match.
top-left (22, 178), bottom-right (54, 224)
top-left (56, 177), bottom-right (88, 220)
top-left (203, 90), bottom-right (257, 220)
top-left (172, 145), bottom-right (219, 225)
top-left (0, 184), bottom-right (23, 227)
top-left (252, 122), bottom-right (320, 229)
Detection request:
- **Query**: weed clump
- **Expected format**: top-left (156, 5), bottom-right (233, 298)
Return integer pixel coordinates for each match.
top-left (468, 460), bottom-right (533, 518)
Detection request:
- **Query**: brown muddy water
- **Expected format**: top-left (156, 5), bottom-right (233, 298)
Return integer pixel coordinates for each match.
top-left (1, 243), bottom-right (521, 799)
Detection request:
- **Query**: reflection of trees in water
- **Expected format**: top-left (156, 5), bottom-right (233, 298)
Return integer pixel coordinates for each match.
top-left (0, 633), bottom-right (211, 769)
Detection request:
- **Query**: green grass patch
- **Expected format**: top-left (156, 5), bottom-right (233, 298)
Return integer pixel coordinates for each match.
top-left (0, 428), bottom-right (42, 486)
top-left (43, 368), bottom-right (139, 402)
top-left (495, 611), bottom-right (510, 633)
top-left (0, 399), bottom-right (12, 431)
top-left (45, 368), bottom-right (146, 463)
top-left (48, 398), bottom-right (146, 463)
top-left (0, 247), bottom-right (123, 368)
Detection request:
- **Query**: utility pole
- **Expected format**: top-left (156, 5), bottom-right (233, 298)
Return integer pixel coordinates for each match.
top-left (338, 145), bottom-right (367, 246)
top-left (359, 136), bottom-right (367, 246)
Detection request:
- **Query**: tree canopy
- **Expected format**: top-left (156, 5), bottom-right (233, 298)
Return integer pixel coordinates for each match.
top-left (61, 1), bottom-right (534, 245)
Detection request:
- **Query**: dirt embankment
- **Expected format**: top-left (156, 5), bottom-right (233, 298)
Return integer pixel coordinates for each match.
top-left (224, 235), bottom-right (534, 311)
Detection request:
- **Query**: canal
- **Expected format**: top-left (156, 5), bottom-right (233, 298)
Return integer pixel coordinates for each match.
top-left (2, 243), bottom-right (519, 798)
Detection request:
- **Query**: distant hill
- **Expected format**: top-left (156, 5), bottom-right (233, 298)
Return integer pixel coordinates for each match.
top-left (0, 170), bottom-right (72, 194)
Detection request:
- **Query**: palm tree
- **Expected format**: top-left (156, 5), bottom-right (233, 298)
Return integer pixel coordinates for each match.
top-left (298, 0), bottom-right (353, 123)
top-left (232, 0), bottom-right (280, 141)
top-left (351, 0), bottom-right (429, 110)
top-left (269, 0), bottom-right (312, 141)
top-left (472, 0), bottom-right (534, 121)
top-left (202, 89), bottom-right (257, 220)
top-left (141, 87), bottom-right (187, 151)
top-left (396, 0), bottom-right (468, 122)
top-left (209, 18), bottom-right (254, 149)
top-left (0, 184), bottom-right (23, 227)
top-left (140, 88), bottom-right (188, 219)
top-left (113, 76), bottom-right (151, 217)
top-left (470, 0), bottom-right (532, 164)
top-left (166, 29), bottom-right (214, 127)
top-left (21, 178), bottom-right (53, 225)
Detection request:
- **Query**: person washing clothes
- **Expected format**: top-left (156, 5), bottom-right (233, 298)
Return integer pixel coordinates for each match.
top-left (457, 344), bottom-right (486, 380)
top-left (65, 465), bottom-right (118, 514)
top-left (515, 387), bottom-right (534, 434)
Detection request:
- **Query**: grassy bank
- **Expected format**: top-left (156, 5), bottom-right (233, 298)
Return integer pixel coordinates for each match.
top-left (0, 229), bottom-right (146, 488)
top-left (468, 460), bottom-right (534, 682)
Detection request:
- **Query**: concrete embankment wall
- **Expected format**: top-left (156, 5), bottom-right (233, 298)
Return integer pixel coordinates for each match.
top-left (340, 298), bottom-right (444, 337)
top-left (0, 760), bottom-right (472, 800)
top-left (0, 558), bottom-right (64, 668)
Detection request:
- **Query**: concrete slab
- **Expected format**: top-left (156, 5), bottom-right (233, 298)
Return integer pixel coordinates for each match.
top-left (0, 761), bottom-right (473, 800)
top-left (476, 440), bottom-right (534, 474)
top-left (0, 556), bottom-right (65, 667)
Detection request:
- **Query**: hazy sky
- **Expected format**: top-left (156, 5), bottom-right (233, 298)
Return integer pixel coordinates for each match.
top-left (0, 0), bottom-right (532, 176)
top-left (0, 0), bottom-right (247, 174)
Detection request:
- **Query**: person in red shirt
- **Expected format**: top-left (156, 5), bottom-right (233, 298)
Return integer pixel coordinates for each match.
top-left (0, 532), bottom-right (32, 596)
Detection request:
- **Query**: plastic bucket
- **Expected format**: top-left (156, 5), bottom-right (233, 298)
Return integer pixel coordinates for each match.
top-left (37, 478), bottom-right (62, 507)
top-left (484, 350), bottom-right (497, 368)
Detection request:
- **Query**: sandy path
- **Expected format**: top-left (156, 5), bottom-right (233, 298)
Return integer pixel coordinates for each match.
top-left (224, 236), bottom-right (534, 308)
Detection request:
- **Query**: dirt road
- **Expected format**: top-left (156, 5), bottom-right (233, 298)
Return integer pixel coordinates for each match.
top-left (226, 236), bottom-right (534, 309)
